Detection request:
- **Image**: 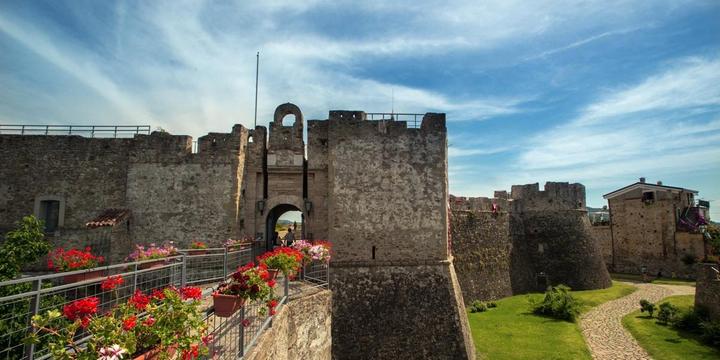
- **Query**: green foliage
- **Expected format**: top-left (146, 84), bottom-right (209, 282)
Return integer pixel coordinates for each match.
top-left (530, 284), bottom-right (582, 322)
top-left (487, 301), bottom-right (497, 308)
top-left (0, 215), bottom-right (49, 281)
top-left (0, 216), bottom-right (60, 359)
top-left (707, 224), bottom-right (720, 257)
top-left (672, 307), bottom-right (707, 332)
top-left (470, 300), bottom-right (488, 313)
top-left (640, 299), bottom-right (656, 317)
top-left (699, 320), bottom-right (720, 348)
top-left (657, 302), bottom-right (680, 325)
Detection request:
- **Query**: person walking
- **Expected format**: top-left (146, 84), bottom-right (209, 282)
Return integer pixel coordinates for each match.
top-left (283, 228), bottom-right (294, 246)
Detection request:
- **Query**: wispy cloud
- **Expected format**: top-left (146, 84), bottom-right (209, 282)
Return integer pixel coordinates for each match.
top-left (515, 55), bottom-right (720, 185)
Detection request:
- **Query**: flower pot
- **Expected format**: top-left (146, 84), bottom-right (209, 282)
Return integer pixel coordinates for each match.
top-left (139, 259), bottom-right (166, 270)
top-left (63, 269), bottom-right (103, 284)
top-left (267, 269), bottom-right (280, 281)
top-left (133, 344), bottom-right (177, 360)
top-left (212, 293), bottom-right (245, 317)
top-left (187, 249), bottom-right (208, 255)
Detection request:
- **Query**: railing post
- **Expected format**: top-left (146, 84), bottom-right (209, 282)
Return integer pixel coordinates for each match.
top-left (238, 306), bottom-right (245, 357)
top-left (181, 255), bottom-right (187, 287)
top-left (25, 278), bottom-right (42, 359)
top-left (68, 125), bottom-right (72, 135)
top-left (114, 126), bottom-right (118, 138)
top-left (223, 247), bottom-right (228, 279)
top-left (284, 272), bottom-right (289, 299)
top-left (91, 126), bottom-right (95, 138)
top-left (132, 263), bottom-right (139, 293)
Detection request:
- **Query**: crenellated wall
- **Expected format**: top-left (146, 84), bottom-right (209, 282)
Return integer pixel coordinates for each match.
top-left (451, 182), bottom-right (612, 302)
top-left (0, 126), bottom-right (249, 254)
top-left (326, 111), bottom-right (475, 360)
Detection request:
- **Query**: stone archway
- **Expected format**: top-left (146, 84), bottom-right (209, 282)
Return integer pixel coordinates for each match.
top-left (262, 195), bottom-right (307, 250)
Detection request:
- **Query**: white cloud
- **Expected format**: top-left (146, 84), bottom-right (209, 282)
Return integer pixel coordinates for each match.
top-left (495, 55), bottom-right (720, 217)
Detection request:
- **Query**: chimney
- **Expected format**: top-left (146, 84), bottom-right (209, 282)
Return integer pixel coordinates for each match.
top-left (656, 180), bottom-right (663, 186)
top-left (639, 177), bottom-right (646, 183)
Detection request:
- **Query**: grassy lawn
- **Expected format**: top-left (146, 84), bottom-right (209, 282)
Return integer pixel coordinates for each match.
top-left (622, 295), bottom-right (720, 360)
top-left (611, 273), bottom-right (696, 287)
top-left (468, 281), bottom-right (636, 359)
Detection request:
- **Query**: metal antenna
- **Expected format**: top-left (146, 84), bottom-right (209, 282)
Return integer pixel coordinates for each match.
top-left (391, 88), bottom-right (394, 119)
top-left (254, 51), bottom-right (259, 128)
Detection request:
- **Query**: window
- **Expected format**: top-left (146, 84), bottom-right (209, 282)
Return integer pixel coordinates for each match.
top-left (39, 200), bottom-right (60, 232)
top-left (642, 191), bottom-right (655, 204)
top-left (34, 196), bottom-right (65, 233)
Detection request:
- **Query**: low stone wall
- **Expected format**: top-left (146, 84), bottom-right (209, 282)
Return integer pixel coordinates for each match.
top-left (330, 262), bottom-right (475, 360)
top-left (695, 263), bottom-right (720, 321)
top-left (244, 290), bottom-right (332, 360)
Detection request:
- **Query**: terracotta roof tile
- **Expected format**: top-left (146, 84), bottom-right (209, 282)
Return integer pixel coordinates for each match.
top-left (86, 209), bottom-right (130, 228)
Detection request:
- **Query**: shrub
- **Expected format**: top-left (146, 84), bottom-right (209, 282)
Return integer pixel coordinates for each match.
top-left (699, 320), bottom-right (720, 348)
top-left (672, 307), bottom-right (706, 332)
top-left (487, 301), bottom-right (498, 308)
top-left (531, 284), bottom-right (581, 322)
top-left (639, 299), bottom-right (656, 317)
top-left (470, 300), bottom-right (488, 313)
top-left (656, 302), bottom-right (680, 325)
top-left (0, 215), bottom-right (49, 280)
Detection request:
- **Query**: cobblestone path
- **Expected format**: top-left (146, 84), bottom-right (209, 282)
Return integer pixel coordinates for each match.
top-left (579, 282), bottom-right (695, 360)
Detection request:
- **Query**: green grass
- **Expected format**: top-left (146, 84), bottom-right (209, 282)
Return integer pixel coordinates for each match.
top-left (611, 273), bottom-right (696, 286)
top-left (622, 295), bottom-right (720, 360)
top-left (468, 281), bottom-right (636, 359)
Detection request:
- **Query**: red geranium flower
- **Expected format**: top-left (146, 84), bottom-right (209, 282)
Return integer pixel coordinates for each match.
top-left (180, 287), bottom-right (202, 300)
top-left (122, 315), bottom-right (137, 330)
top-left (100, 275), bottom-right (124, 291)
top-left (142, 316), bottom-right (156, 327)
top-left (151, 288), bottom-right (166, 300)
top-left (63, 297), bottom-right (99, 327)
top-left (129, 290), bottom-right (150, 311)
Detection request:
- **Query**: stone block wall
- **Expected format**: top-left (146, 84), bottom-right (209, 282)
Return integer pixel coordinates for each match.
top-left (511, 182), bottom-right (611, 291)
top-left (244, 290), bottom-right (332, 360)
top-left (451, 182), bottom-right (612, 302)
top-left (1, 126), bottom-right (249, 260)
top-left (695, 263), bottom-right (720, 321)
top-left (331, 263), bottom-right (473, 360)
top-left (590, 225), bottom-right (613, 270)
top-left (326, 112), bottom-right (474, 359)
top-left (450, 195), bottom-right (514, 301)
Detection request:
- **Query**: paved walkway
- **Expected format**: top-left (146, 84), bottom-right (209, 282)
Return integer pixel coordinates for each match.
top-left (579, 282), bottom-right (695, 360)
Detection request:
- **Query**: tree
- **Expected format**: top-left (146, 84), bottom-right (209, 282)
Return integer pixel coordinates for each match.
top-left (0, 215), bottom-right (50, 281)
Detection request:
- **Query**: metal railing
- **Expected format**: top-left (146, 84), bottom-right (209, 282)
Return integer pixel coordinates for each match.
top-left (366, 113), bottom-right (425, 129)
top-left (0, 125), bottom-right (151, 138)
top-left (0, 247), bottom-right (329, 360)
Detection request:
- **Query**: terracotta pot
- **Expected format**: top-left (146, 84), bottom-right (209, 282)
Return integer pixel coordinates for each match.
top-left (63, 269), bottom-right (103, 284)
top-left (133, 344), bottom-right (177, 360)
top-left (187, 249), bottom-right (207, 255)
top-left (212, 293), bottom-right (245, 317)
top-left (139, 260), bottom-right (166, 270)
top-left (267, 269), bottom-right (280, 281)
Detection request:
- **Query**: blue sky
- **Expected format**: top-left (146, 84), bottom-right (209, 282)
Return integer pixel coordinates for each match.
top-left (1, 0), bottom-right (719, 218)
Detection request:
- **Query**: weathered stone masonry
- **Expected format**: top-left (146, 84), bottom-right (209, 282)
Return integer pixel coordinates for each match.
top-left (451, 182), bottom-right (612, 302)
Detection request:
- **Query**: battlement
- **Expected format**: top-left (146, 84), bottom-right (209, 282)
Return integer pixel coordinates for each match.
top-left (327, 110), bottom-right (446, 134)
top-left (511, 182), bottom-right (586, 211)
top-left (449, 194), bottom-right (510, 212)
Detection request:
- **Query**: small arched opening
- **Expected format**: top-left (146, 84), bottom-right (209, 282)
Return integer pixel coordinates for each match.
top-left (265, 204), bottom-right (304, 251)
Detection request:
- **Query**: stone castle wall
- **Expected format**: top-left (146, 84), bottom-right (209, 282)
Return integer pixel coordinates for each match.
top-left (244, 290), bottom-right (332, 360)
top-left (451, 182), bottom-right (612, 302)
top-left (606, 188), bottom-right (704, 278)
top-left (0, 127), bottom-right (248, 257)
top-left (695, 263), bottom-right (720, 321)
top-left (590, 225), bottom-right (613, 270)
top-left (326, 112), bottom-right (475, 359)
